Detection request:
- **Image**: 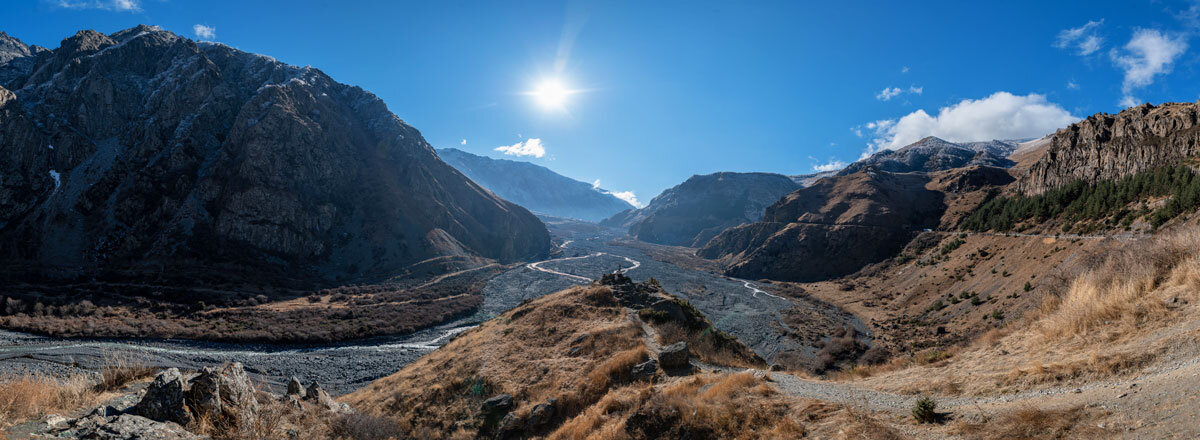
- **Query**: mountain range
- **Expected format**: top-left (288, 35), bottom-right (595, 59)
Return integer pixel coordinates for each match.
top-left (0, 26), bottom-right (549, 288)
top-left (600, 172), bottom-right (799, 247)
top-left (435, 147), bottom-right (633, 222)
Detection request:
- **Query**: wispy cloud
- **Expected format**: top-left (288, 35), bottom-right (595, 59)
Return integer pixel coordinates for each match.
top-left (590, 179), bottom-right (640, 207)
top-left (494, 138), bottom-right (545, 158)
top-left (460, 139), bottom-right (467, 145)
top-left (192, 24), bottom-right (216, 40)
top-left (901, 66), bottom-right (910, 73)
top-left (1067, 81), bottom-right (1080, 90)
top-left (875, 85), bottom-right (922, 101)
top-left (857, 92), bottom-right (1077, 155)
top-left (812, 159), bottom-right (847, 173)
top-left (55, 0), bottom-right (140, 12)
top-left (1055, 20), bottom-right (1104, 55)
top-left (1111, 28), bottom-right (1187, 108)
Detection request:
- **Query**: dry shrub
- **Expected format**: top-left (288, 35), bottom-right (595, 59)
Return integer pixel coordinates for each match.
top-left (94, 354), bottom-right (156, 393)
top-left (837, 406), bottom-right (906, 440)
top-left (653, 321), bottom-right (762, 369)
top-left (1036, 226), bottom-right (1200, 343)
top-left (554, 372), bottom-right (811, 439)
top-left (1002, 349), bottom-right (1158, 387)
top-left (585, 347), bottom-right (650, 392)
top-left (952, 405), bottom-right (1110, 439)
top-left (0, 373), bottom-right (95, 428)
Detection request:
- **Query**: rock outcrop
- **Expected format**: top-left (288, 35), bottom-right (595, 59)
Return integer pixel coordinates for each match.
top-left (699, 168), bottom-right (945, 281)
top-left (601, 172), bottom-right (800, 247)
top-left (1018, 102), bottom-right (1200, 195)
top-left (0, 26), bottom-right (549, 288)
top-left (436, 147), bottom-right (633, 222)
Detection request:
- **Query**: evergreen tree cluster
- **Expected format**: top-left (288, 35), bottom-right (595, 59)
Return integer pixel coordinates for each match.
top-left (963, 165), bottom-right (1200, 232)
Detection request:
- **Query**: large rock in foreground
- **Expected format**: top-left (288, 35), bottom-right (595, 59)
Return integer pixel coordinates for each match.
top-left (0, 26), bottom-right (549, 287)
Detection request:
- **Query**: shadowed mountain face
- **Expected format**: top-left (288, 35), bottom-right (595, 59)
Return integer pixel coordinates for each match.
top-left (601, 172), bottom-right (799, 247)
top-left (698, 168), bottom-right (946, 281)
top-left (839, 136), bottom-right (1015, 176)
top-left (435, 148), bottom-right (633, 222)
top-left (0, 26), bottom-right (549, 286)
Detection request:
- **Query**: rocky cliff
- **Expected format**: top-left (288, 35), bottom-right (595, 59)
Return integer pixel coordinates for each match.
top-left (698, 168), bottom-right (945, 281)
top-left (435, 148), bottom-right (633, 222)
top-left (0, 26), bottom-right (549, 287)
top-left (601, 172), bottom-right (799, 247)
top-left (1018, 102), bottom-right (1200, 195)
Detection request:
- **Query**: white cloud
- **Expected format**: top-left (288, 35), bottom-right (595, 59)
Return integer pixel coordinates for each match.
top-left (901, 66), bottom-right (910, 73)
top-left (192, 24), bottom-right (216, 40)
top-left (608, 191), bottom-right (641, 207)
top-left (494, 138), bottom-right (545, 158)
top-left (876, 87), bottom-right (902, 101)
top-left (56, 0), bottom-right (140, 11)
top-left (1118, 95), bottom-right (1140, 108)
top-left (460, 139), bottom-right (467, 145)
top-left (812, 160), bottom-right (847, 173)
top-left (876, 85), bottom-right (922, 101)
top-left (1055, 20), bottom-right (1104, 55)
top-left (1067, 81), bottom-right (1080, 89)
top-left (1112, 29), bottom-right (1187, 107)
top-left (860, 92), bottom-right (1078, 154)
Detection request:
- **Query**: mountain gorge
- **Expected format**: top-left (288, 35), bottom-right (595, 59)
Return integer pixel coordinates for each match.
top-left (0, 26), bottom-right (550, 288)
top-left (600, 172), bottom-right (799, 247)
top-left (436, 147), bottom-right (633, 222)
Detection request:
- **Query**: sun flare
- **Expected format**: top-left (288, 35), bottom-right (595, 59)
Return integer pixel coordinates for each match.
top-left (531, 78), bottom-right (573, 109)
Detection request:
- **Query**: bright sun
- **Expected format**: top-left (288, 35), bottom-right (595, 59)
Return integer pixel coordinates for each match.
top-left (531, 78), bottom-right (572, 109)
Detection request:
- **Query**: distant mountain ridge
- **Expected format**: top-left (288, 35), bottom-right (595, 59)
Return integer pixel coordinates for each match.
top-left (838, 136), bottom-right (1016, 176)
top-left (435, 148), bottom-right (633, 222)
top-left (0, 26), bottom-right (549, 287)
top-left (601, 172), bottom-right (799, 247)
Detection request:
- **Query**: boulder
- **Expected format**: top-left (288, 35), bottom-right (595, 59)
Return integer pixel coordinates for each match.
top-left (72, 414), bottom-right (202, 440)
top-left (528, 400), bottom-right (556, 427)
top-left (647, 299), bottom-right (687, 323)
top-left (481, 394), bottom-right (514, 415)
top-left (187, 362), bottom-right (259, 426)
top-left (286, 376), bottom-right (303, 396)
top-left (134, 368), bottom-right (193, 426)
top-left (305, 381), bottom-right (338, 411)
top-left (658, 342), bottom-right (690, 369)
top-left (630, 359), bottom-right (658, 381)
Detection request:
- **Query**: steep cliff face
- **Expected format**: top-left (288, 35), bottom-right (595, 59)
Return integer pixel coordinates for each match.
top-left (698, 168), bottom-right (945, 281)
top-left (435, 148), bottom-right (633, 222)
top-left (601, 172), bottom-right (799, 247)
top-left (1018, 102), bottom-right (1200, 195)
top-left (0, 26), bottom-right (549, 286)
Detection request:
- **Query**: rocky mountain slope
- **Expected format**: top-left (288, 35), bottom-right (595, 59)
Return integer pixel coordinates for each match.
top-left (435, 147), bottom-right (633, 222)
top-left (839, 136), bottom-right (1015, 176)
top-left (601, 172), bottom-right (799, 247)
top-left (1019, 102), bottom-right (1200, 194)
top-left (698, 167), bottom-right (949, 281)
top-left (0, 26), bottom-right (549, 287)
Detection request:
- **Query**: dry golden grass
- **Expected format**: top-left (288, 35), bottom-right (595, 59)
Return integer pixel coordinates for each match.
top-left (552, 372), bottom-right (830, 440)
top-left (654, 322), bottom-right (763, 369)
top-left (93, 354), bottom-right (156, 393)
top-left (0, 373), bottom-right (95, 429)
top-left (951, 405), bottom-right (1110, 439)
top-left (342, 285), bottom-right (647, 438)
top-left (1036, 227), bottom-right (1200, 344)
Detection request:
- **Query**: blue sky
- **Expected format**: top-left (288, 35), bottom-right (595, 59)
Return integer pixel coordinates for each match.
top-left (5, 0), bottom-right (1200, 206)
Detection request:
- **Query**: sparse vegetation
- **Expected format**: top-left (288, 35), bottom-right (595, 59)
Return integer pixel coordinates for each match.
top-left (912, 395), bottom-right (938, 423)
